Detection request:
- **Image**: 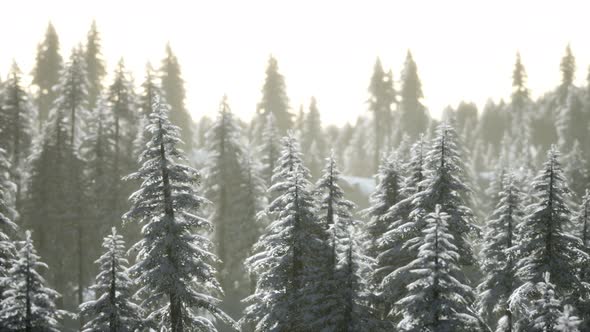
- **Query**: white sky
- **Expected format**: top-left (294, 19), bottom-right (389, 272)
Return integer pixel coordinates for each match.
top-left (1, 0), bottom-right (589, 126)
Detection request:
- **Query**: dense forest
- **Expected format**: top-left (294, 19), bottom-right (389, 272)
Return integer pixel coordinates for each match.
top-left (0, 21), bottom-right (590, 332)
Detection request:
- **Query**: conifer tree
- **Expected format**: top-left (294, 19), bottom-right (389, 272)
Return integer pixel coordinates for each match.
top-left (563, 140), bottom-right (588, 199)
top-left (257, 56), bottom-right (291, 133)
top-left (527, 273), bottom-right (564, 332)
top-left (511, 147), bottom-right (590, 323)
top-left (399, 51), bottom-right (429, 140)
top-left (364, 153), bottom-right (405, 259)
top-left (368, 58), bottom-right (395, 171)
top-left (557, 305), bottom-right (581, 332)
top-left (397, 206), bottom-right (480, 331)
top-left (557, 90), bottom-right (586, 151)
top-left (302, 97), bottom-right (326, 177)
top-left (79, 227), bottom-right (144, 332)
top-left (242, 135), bottom-right (331, 331)
top-left (414, 122), bottom-right (477, 266)
top-left (259, 113), bottom-right (280, 185)
top-left (124, 98), bottom-right (234, 331)
top-left (0, 231), bottom-right (62, 331)
top-left (0, 62), bottom-right (36, 209)
top-left (558, 45), bottom-right (576, 104)
top-left (511, 52), bottom-right (530, 125)
top-left (0, 147), bottom-right (17, 303)
top-left (85, 20), bottom-right (106, 110)
top-left (160, 44), bottom-right (194, 150)
top-left (477, 173), bottom-right (524, 331)
top-left (578, 190), bottom-right (590, 249)
top-left (32, 22), bottom-right (63, 128)
top-left (139, 62), bottom-right (162, 116)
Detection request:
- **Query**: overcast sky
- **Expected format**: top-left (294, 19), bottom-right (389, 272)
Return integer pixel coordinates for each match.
top-left (1, 0), bottom-right (589, 125)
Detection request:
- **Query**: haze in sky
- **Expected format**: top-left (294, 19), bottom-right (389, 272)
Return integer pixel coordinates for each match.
top-left (1, 0), bottom-right (589, 126)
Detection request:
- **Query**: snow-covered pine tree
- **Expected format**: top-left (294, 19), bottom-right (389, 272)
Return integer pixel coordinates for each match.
top-left (301, 97), bottom-right (326, 177)
top-left (79, 227), bottom-right (144, 332)
top-left (399, 51), bottom-right (429, 140)
top-left (557, 305), bottom-right (581, 332)
top-left (138, 62), bottom-right (162, 117)
top-left (0, 147), bottom-right (17, 304)
top-left (563, 140), bottom-right (588, 200)
top-left (476, 172), bottom-right (524, 331)
top-left (528, 273), bottom-right (564, 332)
top-left (204, 96), bottom-right (258, 318)
top-left (0, 231), bottom-right (62, 331)
top-left (334, 222), bottom-right (387, 331)
top-left (0, 61), bottom-right (36, 210)
top-left (414, 121), bottom-right (477, 266)
top-left (259, 113), bottom-right (280, 186)
top-left (364, 152), bottom-right (405, 260)
top-left (124, 98), bottom-right (234, 331)
top-left (257, 56), bottom-right (292, 134)
top-left (242, 135), bottom-right (331, 331)
top-left (375, 135), bottom-right (427, 322)
top-left (511, 147), bottom-right (590, 326)
top-left (397, 205), bottom-right (480, 331)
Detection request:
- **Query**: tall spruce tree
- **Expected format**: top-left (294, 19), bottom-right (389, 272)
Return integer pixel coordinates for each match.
top-left (160, 44), bottom-right (194, 151)
top-left (259, 113), bottom-right (280, 186)
top-left (139, 62), bottom-right (162, 116)
top-left (558, 45), bottom-right (576, 105)
top-left (528, 273), bottom-right (565, 332)
top-left (578, 190), bottom-right (590, 249)
top-left (124, 98), bottom-right (234, 331)
top-left (242, 135), bottom-right (331, 331)
top-left (397, 206), bottom-right (480, 331)
top-left (59, 46), bottom-right (90, 147)
top-left (79, 227), bottom-right (144, 332)
top-left (511, 147), bottom-right (590, 326)
top-left (257, 56), bottom-right (291, 134)
top-left (399, 51), bottom-right (429, 140)
top-left (0, 62), bottom-right (36, 210)
top-left (0, 147), bottom-right (17, 305)
top-left (32, 22), bottom-right (62, 128)
top-left (85, 20), bottom-right (106, 110)
top-left (368, 58), bottom-right (395, 172)
top-left (302, 97), bottom-right (326, 177)
top-left (0, 231), bottom-right (63, 331)
top-left (477, 173), bottom-right (524, 332)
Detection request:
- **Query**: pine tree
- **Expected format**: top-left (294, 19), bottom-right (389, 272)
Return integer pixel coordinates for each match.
top-left (563, 140), bottom-right (588, 199)
top-left (242, 135), bottom-right (331, 331)
top-left (368, 58), bottom-right (395, 172)
top-left (302, 97), bottom-right (326, 177)
top-left (397, 206), bottom-right (480, 331)
top-left (0, 61), bottom-right (36, 209)
top-left (558, 45), bottom-right (576, 105)
top-left (528, 273), bottom-right (564, 332)
top-left (257, 56), bottom-right (292, 133)
top-left (124, 98), bottom-right (234, 331)
top-left (32, 22), bottom-right (63, 128)
top-left (578, 190), bottom-right (590, 249)
top-left (399, 51), bottom-right (429, 140)
top-left (79, 227), bottom-right (144, 332)
top-left (57, 46), bottom-right (90, 147)
top-left (477, 173), bottom-right (524, 331)
top-left (557, 89), bottom-right (586, 151)
top-left (160, 44), bottom-right (194, 150)
top-left (85, 20), bottom-right (106, 110)
top-left (0, 147), bottom-right (17, 304)
top-left (259, 113), bottom-right (280, 186)
top-left (511, 147), bottom-right (590, 322)
top-left (511, 52), bottom-right (530, 124)
top-left (364, 153), bottom-right (405, 260)
top-left (0, 231), bottom-right (63, 331)
top-left (414, 122), bottom-right (477, 266)
top-left (139, 62), bottom-right (162, 116)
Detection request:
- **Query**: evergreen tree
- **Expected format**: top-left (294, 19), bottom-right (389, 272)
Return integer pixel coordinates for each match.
top-left (302, 97), bottom-right (326, 177)
top-left (257, 56), bottom-right (292, 133)
top-left (363, 153), bottom-right (405, 260)
top-left (0, 62), bottom-right (36, 209)
top-left (160, 44), bottom-right (194, 150)
top-left (399, 51), bottom-right (429, 140)
top-left (557, 89), bottom-right (586, 151)
top-left (0, 147), bottom-right (17, 304)
top-left (32, 22), bottom-right (63, 128)
top-left (414, 122), bottom-right (477, 266)
top-left (563, 140), bottom-right (588, 199)
top-left (84, 20), bottom-right (106, 110)
top-left (528, 273), bottom-right (564, 332)
top-left (0, 231), bottom-right (62, 331)
top-left (397, 206), bottom-right (480, 331)
top-left (368, 58), bottom-right (395, 172)
top-left (79, 227), bottom-right (144, 332)
top-left (578, 190), bottom-right (590, 249)
top-left (477, 173), bottom-right (524, 331)
top-left (242, 135), bottom-right (331, 331)
top-left (124, 98), bottom-right (234, 331)
top-left (139, 62), bottom-right (162, 116)
top-left (557, 305), bottom-right (581, 332)
top-left (558, 45), bottom-right (576, 104)
top-left (259, 113), bottom-right (280, 186)
top-left (511, 147), bottom-right (590, 323)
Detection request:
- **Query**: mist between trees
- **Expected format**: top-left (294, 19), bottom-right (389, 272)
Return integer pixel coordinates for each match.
top-left (0, 21), bottom-right (589, 332)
